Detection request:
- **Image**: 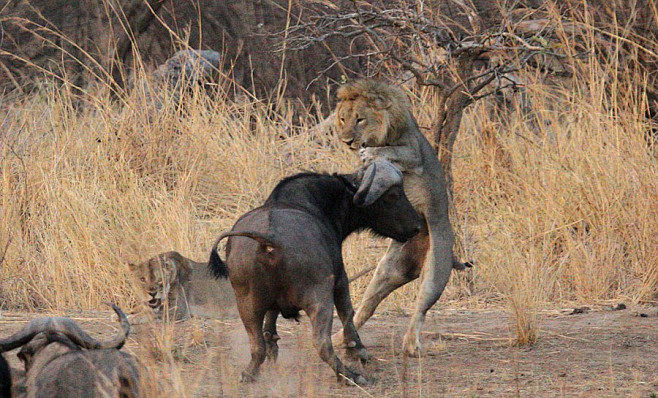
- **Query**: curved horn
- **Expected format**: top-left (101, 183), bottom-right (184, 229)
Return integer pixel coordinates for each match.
top-left (0, 323), bottom-right (44, 353)
top-left (35, 303), bottom-right (129, 350)
top-left (0, 318), bottom-right (85, 353)
top-left (0, 304), bottom-right (130, 353)
top-left (94, 303), bottom-right (130, 349)
top-left (43, 331), bottom-right (83, 351)
top-left (353, 160), bottom-right (403, 206)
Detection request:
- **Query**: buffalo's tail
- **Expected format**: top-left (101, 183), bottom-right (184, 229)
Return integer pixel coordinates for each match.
top-left (208, 233), bottom-right (230, 279)
top-left (208, 231), bottom-right (278, 279)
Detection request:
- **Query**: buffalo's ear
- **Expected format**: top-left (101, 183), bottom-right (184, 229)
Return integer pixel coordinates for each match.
top-left (353, 160), bottom-right (403, 206)
top-left (338, 174), bottom-right (359, 197)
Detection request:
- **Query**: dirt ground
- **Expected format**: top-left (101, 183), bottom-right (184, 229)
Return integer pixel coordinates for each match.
top-left (1, 304), bottom-right (656, 397)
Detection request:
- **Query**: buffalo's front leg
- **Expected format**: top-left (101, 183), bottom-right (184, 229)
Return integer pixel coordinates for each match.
top-left (333, 270), bottom-right (370, 363)
top-left (306, 301), bottom-right (369, 385)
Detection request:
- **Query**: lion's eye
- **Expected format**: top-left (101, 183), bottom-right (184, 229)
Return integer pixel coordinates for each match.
top-left (356, 118), bottom-right (366, 125)
top-left (339, 117), bottom-right (345, 125)
top-left (139, 277), bottom-right (147, 283)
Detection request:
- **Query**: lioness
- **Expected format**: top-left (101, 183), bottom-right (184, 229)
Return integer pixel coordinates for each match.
top-left (333, 79), bottom-right (470, 356)
top-left (128, 251), bottom-right (236, 323)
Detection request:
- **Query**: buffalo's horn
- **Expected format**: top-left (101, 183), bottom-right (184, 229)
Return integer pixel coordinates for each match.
top-left (62, 303), bottom-right (130, 350)
top-left (354, 159), bottom-right (403, 206)
top-left (0, 303), bottom-right (130, 352)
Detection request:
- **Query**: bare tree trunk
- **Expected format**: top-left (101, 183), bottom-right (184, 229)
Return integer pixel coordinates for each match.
top-left (433, 93), bottom-right (468, 196)
top-left (432, 56), bottom-right (477, 196)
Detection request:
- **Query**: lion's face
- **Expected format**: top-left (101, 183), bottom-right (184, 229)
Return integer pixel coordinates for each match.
top-left (128, 254), bottom-right (179, 310)
top-left (335, 96), bottom-right (390, 150)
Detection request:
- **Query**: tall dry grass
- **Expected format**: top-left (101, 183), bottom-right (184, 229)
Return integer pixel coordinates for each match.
top-left (0, 76), bottom-right (349, 311)
top-left (456, 15), bottom-right (656, 343)
top-left (0, 5), bottom-right (656, 351)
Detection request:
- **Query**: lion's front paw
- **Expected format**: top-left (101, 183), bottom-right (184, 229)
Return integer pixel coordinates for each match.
top-left (402, 332), bottom-right (422, 357)
top-left (122, 312), bottom-right (154, 325)
top-left (358, 147), bottom-right (377, 164)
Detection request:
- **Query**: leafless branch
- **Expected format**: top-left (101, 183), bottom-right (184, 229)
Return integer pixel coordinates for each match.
top-left (286, 0), bottom-right (571, 196)
top-left (0, 236), bottom-right (11, 270)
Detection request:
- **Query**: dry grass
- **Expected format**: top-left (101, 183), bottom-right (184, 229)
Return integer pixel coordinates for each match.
top-left (451, 21), bottom-right (657, 344)
top-left (0, 77), bottom-right (349, 311)
top-left (0, 2), bottom-right (656, 393)
top-left (0, 57), bottom-right (656, 322)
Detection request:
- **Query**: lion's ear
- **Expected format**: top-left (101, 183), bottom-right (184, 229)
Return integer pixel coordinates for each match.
top-left (336, 84), bottom-right (359, 101)
top-left (165, 253), bottom-right (191, 280)
top-left (369, 94), bottom-right (392, 110)
top-left (164, 257), bottom-right (178, 273)
top-left (173, 258), bottom-right (192, 281)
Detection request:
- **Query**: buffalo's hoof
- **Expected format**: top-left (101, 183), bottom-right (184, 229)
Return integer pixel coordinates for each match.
top-left (265, 340), bottom-right (279, 362)
top-left (239, 371), bottom-right (257, 383)
top-left (340, 371), bottom-right (372, 386)
top-left (346, 345), bottom-right (372, 364)
top-left (353, 374), bottom-right (371, 386)
top-left (453, 261), bottom-right (473, 271)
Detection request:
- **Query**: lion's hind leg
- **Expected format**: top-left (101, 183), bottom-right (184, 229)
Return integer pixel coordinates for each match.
top-left (402, 219), bottom-right (454, 357)
top-left (333, 225), bottom-right (428, 347)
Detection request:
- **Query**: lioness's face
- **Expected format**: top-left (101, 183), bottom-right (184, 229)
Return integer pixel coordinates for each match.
top-left (128, 255), bottom-right (178, 310)
top-left (335, 97), bottom-right (389, 149)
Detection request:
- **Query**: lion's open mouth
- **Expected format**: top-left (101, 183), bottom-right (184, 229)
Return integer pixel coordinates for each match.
top-left (148, 298), bottom-right (162, 309)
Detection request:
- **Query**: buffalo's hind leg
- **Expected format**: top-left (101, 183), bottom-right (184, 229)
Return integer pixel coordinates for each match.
top-left (263, 310), bottom-right (280, 361)
top-left (236, 298), bottom-right (267, 382)
top-left (333, 271), bottom-right (370, 364)
top-left (307, 302), bottom-right (369, 386)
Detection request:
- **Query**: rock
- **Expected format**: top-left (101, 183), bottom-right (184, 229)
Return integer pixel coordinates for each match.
top-left (154, 49), bottom-right (221, 88)
top-left (140, 49), bottom-right (222, 111)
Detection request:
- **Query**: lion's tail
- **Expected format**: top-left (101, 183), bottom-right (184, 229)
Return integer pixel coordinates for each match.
top-left (348, 259), bottom-right (473, 283)
top-left (208, 231), bottom-right (278, 279)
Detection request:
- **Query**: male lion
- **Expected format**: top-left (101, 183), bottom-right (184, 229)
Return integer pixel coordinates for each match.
top-left (333, 79), bottom-right (470, 356)
top-left (128, 251), bottom-right (236, 323)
